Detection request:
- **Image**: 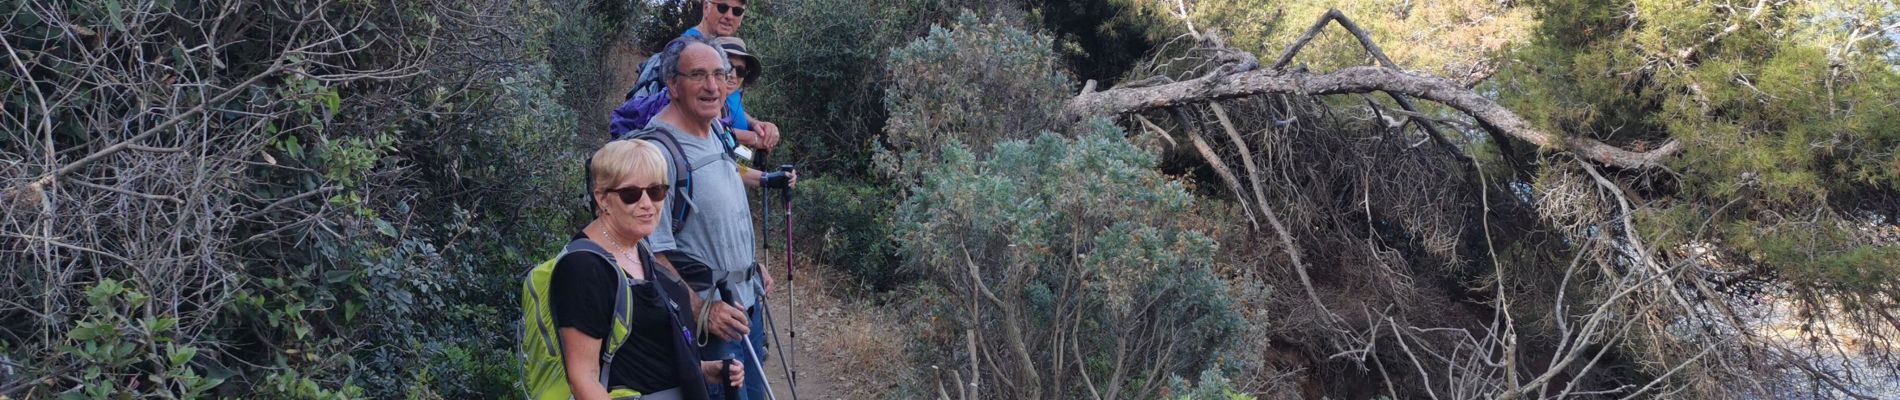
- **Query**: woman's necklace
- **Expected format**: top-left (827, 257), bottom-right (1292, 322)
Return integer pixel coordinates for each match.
top-left (594, 226), bottom-right (643, 278)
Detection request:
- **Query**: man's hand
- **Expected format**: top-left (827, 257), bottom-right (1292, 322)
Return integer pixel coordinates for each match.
top-left (708, 301), bottom-right (750, 340)
top-left (751, 119), bottom-right (780, 149)
top-left (748, 261), bottom-right (763, 293)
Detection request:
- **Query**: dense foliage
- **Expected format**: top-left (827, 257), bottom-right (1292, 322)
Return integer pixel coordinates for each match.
top-left (896, 126), bottom-right (1242, 400)
top-left (2, 0), bottom-right (587, 397)
top-left (6, 0), bottom-right (1895, 399)
top-left (880, 12), bottom-right (1074, 172)
top-left (1500, 0), bottom-right (1900, 296)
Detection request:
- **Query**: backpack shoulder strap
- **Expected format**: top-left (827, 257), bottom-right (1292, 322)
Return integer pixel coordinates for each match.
top-left (712, 122), bottom-right (739, 154)
top-left (561, 239), bottom-right (612, 262)
top-left (560, 238), bottom-right (635, 390)
top-left (626, 128), bottom-right (696, 234)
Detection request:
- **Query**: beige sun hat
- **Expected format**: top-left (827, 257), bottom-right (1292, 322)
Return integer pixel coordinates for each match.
top-left (708, 36), bottom-right (762, 82)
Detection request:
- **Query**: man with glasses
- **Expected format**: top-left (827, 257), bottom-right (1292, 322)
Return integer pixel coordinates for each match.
top-left (665, 0), bottom-right (780, 151)
top-left (641, 35), bottom-right (794, 400)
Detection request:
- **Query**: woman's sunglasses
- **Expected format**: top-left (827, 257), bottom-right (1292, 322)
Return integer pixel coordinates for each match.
top-left (603, 184), bottom-right (669, 204)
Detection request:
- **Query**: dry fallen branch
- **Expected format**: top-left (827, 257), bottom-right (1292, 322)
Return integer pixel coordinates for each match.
top-left (1068, 66), bottom-right (1679, 169)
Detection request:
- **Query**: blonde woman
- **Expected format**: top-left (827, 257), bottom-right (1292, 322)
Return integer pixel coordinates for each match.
top-left (550, 140), bottom-right (743, 400)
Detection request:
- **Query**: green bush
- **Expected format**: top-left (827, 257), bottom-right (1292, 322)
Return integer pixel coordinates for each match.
top-left (1, 0), bottom-right (585, 398)
top-left (879, 11), bottom-right (1074, 177)
top-left (46, 279), bottom-right (228, 399)
top-left (742, 0), bottom-right (921, 176)
top-left (792, 177), bottom-right (908, 291)
top-left (895, 122), bottom-right (1241, 399)
top-left (1168, 368), bottom-right (1259, 400)
top-left (748, 3), bottom-right (1057, 295)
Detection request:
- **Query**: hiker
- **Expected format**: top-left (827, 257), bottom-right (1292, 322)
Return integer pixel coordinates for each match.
top-left (708, 36), bottom-right (778, 152)
top-left (614, 0), bottom-right (779, 153)
top-left (634, 36), bottom-right (794, 400)
top-left (544, 140), bottom-right (745, 400)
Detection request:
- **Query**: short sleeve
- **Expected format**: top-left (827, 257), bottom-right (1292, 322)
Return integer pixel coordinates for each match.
top-left (724, 91), bottom-right (750, 131)
top-left (548, 251), bottom-right (616, 339)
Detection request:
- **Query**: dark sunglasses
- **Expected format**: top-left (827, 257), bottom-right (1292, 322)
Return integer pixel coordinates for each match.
top-left (714, 2), bottom-right (745, 17)
top-left (603, 184), bottom-right (669, 204)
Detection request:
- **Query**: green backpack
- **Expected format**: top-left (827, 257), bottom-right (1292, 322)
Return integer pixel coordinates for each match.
top-left (519, 239), bottom-right (645, 399)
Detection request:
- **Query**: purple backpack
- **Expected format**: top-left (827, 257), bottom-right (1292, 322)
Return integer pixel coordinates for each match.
top-left (609, 86), bottom-right (670, 138)
top-left (608, 49), bottom-right (678, 139)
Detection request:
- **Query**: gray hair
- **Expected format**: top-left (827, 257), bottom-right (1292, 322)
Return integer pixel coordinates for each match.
top-left (654, 35), bottom-right (731, 84)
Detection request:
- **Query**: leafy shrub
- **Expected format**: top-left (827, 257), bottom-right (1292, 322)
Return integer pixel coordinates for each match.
top-left (792, 177), bottom-right (907, 291)
top-left (46, 279), bottom-right (228, 399)
top-left (741, 0), bottom-right (920, 176)
top-left (895, 122), bottom-right (1242, 399)
top-left (749, 3), bottom-right (1056, 295)
top-left (1169, 368), bottom-right (1259, 400)
top-left (1, 0), bottom-right (584, 398)
top-left (879, 11), bottom-right (1074, 177)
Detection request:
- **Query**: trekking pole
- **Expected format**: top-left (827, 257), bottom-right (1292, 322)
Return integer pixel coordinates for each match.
top-left (718, 284), bottom-right (779, 400)
top-left (778, 164), bottom-right (797, 389)
top-left (722, 358), bottom-right (741, 400)
top-left (739, 334), bottom-right (778, 400)
top-left (757, 293), bottom-right (799, 400)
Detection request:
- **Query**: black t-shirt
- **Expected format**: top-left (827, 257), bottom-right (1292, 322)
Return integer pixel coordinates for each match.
top-left (549, 233), bottom-right (707, 398)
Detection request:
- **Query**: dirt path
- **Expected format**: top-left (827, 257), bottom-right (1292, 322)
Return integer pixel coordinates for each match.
top-left (599, 69), bottom-right (903, 398)
top-left (757, 274), bottom-right (838, 400)
top-left (752, 251), bottom-right (907, 400)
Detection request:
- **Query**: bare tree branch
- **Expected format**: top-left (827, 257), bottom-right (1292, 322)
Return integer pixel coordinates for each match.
top-left (1067, 66), bottom-right (1680, 169)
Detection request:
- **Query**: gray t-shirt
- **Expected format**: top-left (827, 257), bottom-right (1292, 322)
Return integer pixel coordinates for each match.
top-left (642, 119), bottom-right (763, 308)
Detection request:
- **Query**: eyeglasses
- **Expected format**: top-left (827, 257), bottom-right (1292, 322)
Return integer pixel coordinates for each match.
top-left (603, 184), bottom-right (668, 204)
top-left (674, 68), bottom-right (734, 84)
top-left (730, 67), bottom-right (748, 81)
top-left (714, 2), bottom-right (745, 17)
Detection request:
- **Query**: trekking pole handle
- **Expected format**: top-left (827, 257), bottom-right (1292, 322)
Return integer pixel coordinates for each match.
top-left (723, 358), bottom-right (741, 393)
top-left (777, 164), bottom-right (796, 201)
top-left (716, 283), bottom-right (738, 309)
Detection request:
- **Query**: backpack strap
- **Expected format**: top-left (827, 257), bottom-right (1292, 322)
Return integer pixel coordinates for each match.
top-left (624, 128), bottom-right (697, 235)
top-left (689, 152), bottom-right (730, 173)
top-left (558, 239), bottom-right (635, 392)
top-left (622, 123), bottom-right (734, 235)
top-left (712, 122), bottom-right (740, 154)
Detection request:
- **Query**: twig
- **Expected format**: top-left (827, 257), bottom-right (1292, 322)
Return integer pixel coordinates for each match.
top-left (238, 186), bottom-right (338, 221)
top-left (1130, 114), bottom-right (1179, 149)
top-left (1203, 102), bottom-right (1335, 320)
top-left (1170, 109), bottom-right (1260, 232)
top-left (13, 56), bottom-right (290, 197)
top-left (1676, 0), bottom-right (1771, 64)
top-left (69, 180), bottom-right (184, 204)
